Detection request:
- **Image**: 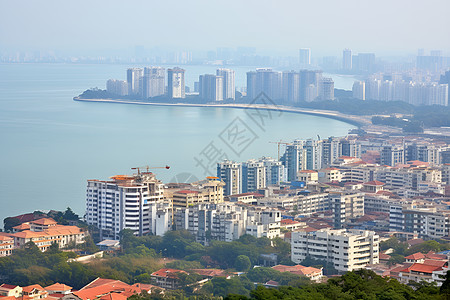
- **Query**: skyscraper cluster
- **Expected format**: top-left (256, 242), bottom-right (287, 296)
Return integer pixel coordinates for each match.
top-left (217, 157), bottom-right (285, 195)
top-left (246, 68), bottom-right (334, 102)
top-left (198, 68), bottom-right (235, 101)
top-left (106, 66), bottom-right (186, 99)
top-left (352, 75), bottom-right (449, 106)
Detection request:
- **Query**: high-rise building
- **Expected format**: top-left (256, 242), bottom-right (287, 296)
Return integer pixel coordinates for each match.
top-left (246, 71), bottom-right (257, 100)
top-left (365, 78), bottom-right (381, 100)
top-left (85, 172), bottom-right (166, 239)
top-left (217, 160), bottom-right (242, 196)
top-left (242, 159), bottom-right (266, 193)
top-left (199, 74), bottom-right (224, 101)
top-left (352, 81), bottom-right (365, 100)
top-left (342, 49), bottom-right (352, 70)
top-left (322, 137), bottom-right (341, 167)
top-left (246, 68), bottom-right (282, 100)
top-left (259, 157), bottom-right (285, 186)
top-left (354, 53), bottom-right (376, 73)
top-left (216, 69), bottom-right (235, 100)
top-left (299, 48), bottom-right (311, 67)
top-left (142, 67), bottom-right (165, 98)
top-left (291, 229), bottom-right (379, 273)
top-left (281, 141), bottom-right (307, 181)
top-left (167, 67), bottom-right (185, 98)
top-left (106, 79), bottom-right (128, 96)
top-left (127, 68), bottom-right (143, 96)
top-left (319, 77), bottom-right (334, 100)
top-left (299, 70), bottom-right (322, 102)
top-left (282, 71), bottom-right (300, 103)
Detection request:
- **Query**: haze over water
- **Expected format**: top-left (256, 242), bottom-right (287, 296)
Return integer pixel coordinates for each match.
top-left (0, 63), bottom-right (355, 226)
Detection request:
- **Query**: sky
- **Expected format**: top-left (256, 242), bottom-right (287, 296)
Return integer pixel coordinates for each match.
top-left (0, 0), bottom-right (449, 57)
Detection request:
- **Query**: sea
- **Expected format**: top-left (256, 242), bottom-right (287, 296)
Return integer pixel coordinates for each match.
top-left (0, 63), bottom-right (357, 227)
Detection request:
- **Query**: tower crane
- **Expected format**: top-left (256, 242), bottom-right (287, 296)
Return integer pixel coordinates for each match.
top-left (269, 140), bottom-right (291, 160)
top-left (131, 165), bottom-right (170, 175)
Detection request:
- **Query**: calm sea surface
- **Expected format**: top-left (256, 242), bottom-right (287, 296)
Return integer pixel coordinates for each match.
top-left (0, 63), bottom-right (356, 227)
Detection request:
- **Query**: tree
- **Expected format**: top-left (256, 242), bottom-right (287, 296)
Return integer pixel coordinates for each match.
top-left (235, 255), bottom-right (251, 272)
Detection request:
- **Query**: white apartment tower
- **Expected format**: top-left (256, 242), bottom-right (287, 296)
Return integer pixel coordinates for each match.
top-left (199, 74), bottom-right (224, 101)
top-left (291, 229), bottom-right (379, 273)
top-left (168, 67), bottom-right (185, 98)
top-left (217, 160), bottom-right (242, 196)
top-left (299, 48), bottom-right (311, 67)
top-left (343, 48), bottom-right (352, 70)
top-left (352, 81), bottom-right (366, 100)
top-left (85, 172), bottom-right (165, 239)
top-left (127, 68), bottom-right (143, 95)
top-left (142, 67), bottom-right (165, 98)
top-left (242, 159), bottom-right (266, 193)
top-left (216, 68), bottom-right (235, 100)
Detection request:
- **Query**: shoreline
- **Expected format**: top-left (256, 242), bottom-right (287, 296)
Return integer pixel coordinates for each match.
top-left (73, 97), bottom-right (370, 128)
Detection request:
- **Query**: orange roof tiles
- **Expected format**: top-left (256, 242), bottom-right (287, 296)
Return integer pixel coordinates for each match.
top-left (281, 219), bottom-right (300, 225)
top-left (272, 264), bottom-right (321, 276)
top-left (22, 284), bottom-right (46, 293)
top-left (80, 278), bottom-right (128, 291)
top-left (31, 218), bottom-right (57, 226)
top-left (364, 180), bottom-right (385, 186)
top-left (401, 263), bottom-right (442, 274)
top-left (176, 190), bottom-right (200, 194)
top-left (13, 223), bottom-right (31, 230)
top-left (45, 283), bottom-right (73, 292)
top-left (151, 268), bottom-right (187, 279)
top-left (191, 269), bottom-right (227, 277)
top-left (405, 252), bottom-right (425, 260)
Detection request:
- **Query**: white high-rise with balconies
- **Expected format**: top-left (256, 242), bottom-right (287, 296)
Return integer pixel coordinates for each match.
top-left (216, 68), bottom-right (235, 100)
top-left (85, 172), bottom-right (166, 239)
top-left (291, 228), bottom-right (379, 273)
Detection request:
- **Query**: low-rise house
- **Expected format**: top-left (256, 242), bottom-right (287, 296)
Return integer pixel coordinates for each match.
top-left (11, 220), bottom-right (87, 252)
top-left (399, 263), bottom-right (443, 284)
top-left (62, 278), bottom-right (143, 300)
top-left (44, 283), bottom-right (73, 295)
top-left (0, 284), bottom-right (22, 297)
top-left (271, 264), bottom-right (323, 281)
top-left (151, 269), bottom-right (188, 290)
top-left (22, 284), bottom-right (48, 299)
top-left (0, 236), bottom-right (14, 257)
top-left (405, 253), bottom-right (425, 263)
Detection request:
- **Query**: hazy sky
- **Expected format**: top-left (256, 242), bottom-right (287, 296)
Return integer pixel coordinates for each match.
top-left (1, 0), bottom-right (449, 56)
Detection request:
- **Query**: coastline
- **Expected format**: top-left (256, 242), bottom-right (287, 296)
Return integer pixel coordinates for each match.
top-left (73, 97), bottom-right (370, 128)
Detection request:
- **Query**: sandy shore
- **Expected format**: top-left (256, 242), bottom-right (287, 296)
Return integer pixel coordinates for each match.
top-left (73, 97), bottom-right (371, 127)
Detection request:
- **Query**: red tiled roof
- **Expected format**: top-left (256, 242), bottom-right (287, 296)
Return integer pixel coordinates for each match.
top-left (379, 253), bottom-right (391, 260)
top-left (272, 264), bottom-right (321, 276)
top-left (405, 252), bottom-right (425, 260)
top-left (299, 170), bottom-right (317, 173)
top-left (0, 284), bottom-right (18, 290)
top-left (281, 219), bottom-right (300, 225)
top-left (191, 269), bottom-right (227, 277)
top-left (44, 283), bottom-right (73, 292)
top-left (364, 180), bottom-right (385, 186)
top-left (407, 238), bottom-right (424, 247)
top-left (401, 263), bottom-right (442, 274)
top-left (22, 284), bottom-right (46, 293)
top-left (425, 251), bottom-right (447, 260)
top-left (13, 223), bottom-right (31, 230)
top-left (151, 268), bottom-right (187, 279)
top-left (31, 218), bottom-right (57, 226)
top-left (422, 260), bottom-right (447, 267)
top-left (176, 190), bottom-right (200, 194)
top-left (80, 278), bottom-right (129, 291)
top-left (99, 293), bottom-right (127, 300)
top-left (229, 192), bottom-right (264, 198)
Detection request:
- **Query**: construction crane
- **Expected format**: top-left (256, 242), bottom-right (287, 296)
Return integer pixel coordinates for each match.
top-left (269, 140), bottom-right (291, 160)
top-left (131, 165), bottom-right (170, 175)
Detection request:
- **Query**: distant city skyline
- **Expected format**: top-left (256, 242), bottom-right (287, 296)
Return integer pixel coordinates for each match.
top-left (0, 0), bottom-right (449, 57)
